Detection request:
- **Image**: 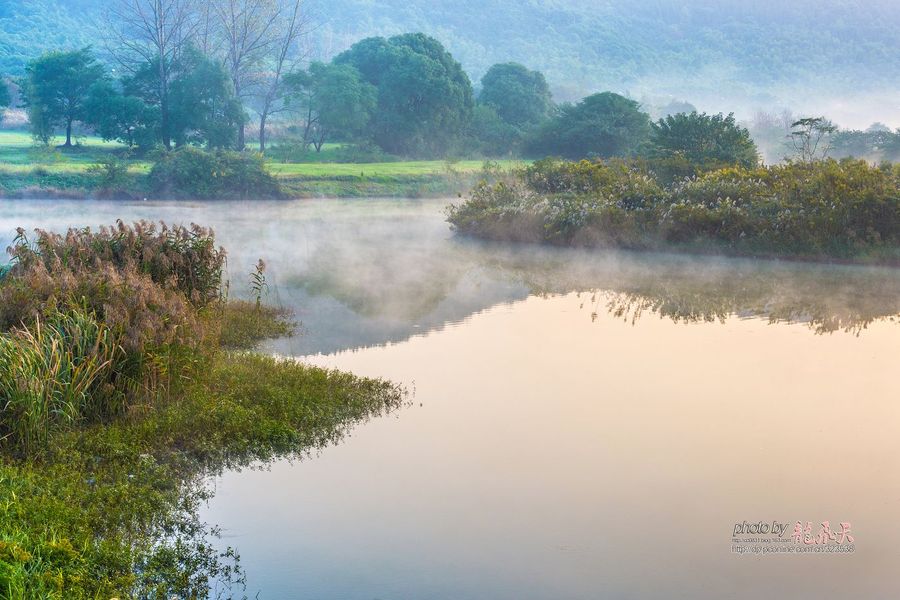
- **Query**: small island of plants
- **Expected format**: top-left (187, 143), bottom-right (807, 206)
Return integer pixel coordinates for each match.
top-left (448, 157), bottom-right (900, 264)
top-left (0, 221), bottom-right (404, 597)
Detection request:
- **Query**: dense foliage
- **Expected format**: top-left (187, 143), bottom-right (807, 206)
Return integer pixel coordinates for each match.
top-left (649, 112), bottom-right (759, 179)
top-left (470, 63), bottom-right (554, 156)
top-left (526, 92), bottom-right (651, 159)
top-left (448, 158), bottom-right (900, 261)
top-left (148, 147), bottom-right (281, 199)
top-left (20, 49), bottom-right (104, 146)
top-left (335, 33), bottom-right (475, 157)
top-left (479, 63), bottom-right (553, 131)
top-left (284, 61), bottom-right (378, 151)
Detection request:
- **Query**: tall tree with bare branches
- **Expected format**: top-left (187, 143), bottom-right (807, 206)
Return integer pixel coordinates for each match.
top-left (105, 0), bottom-right (199, 149)
top-left (211, 0), bottom-right (282, 150)
top-left (255, 0), bottom-right (310, 152)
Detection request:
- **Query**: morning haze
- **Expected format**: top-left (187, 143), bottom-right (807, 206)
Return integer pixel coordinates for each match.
top-left (0, 1), bottom-right (897, 598)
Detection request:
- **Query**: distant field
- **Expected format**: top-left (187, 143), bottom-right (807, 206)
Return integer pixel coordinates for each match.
top-left (0, 130), bottom-right (525, 198)
top-left (0, 131), bottom-right (525, 177)
top-left (268, 160), bottom-right (524, 178)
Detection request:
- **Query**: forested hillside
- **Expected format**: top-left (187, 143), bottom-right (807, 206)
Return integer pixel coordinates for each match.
top-left (2, 0), bottom-right (898, 125)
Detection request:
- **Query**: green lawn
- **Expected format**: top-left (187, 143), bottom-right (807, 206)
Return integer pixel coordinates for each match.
top-left (0, 129), bottom-right (526, 198)
top-left (268, 159), bottom-right (525, 177)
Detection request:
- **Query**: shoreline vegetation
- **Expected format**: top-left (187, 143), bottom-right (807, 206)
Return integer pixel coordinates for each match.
top-left (0, 132), bottom-right (522, 200)
top-left (448, 158), bottom-right (900, 265)
top-left (0, 221), bottom-right (405, 597)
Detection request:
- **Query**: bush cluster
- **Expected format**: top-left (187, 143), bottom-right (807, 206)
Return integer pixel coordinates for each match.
top-left (148, 147), bottom-right (282, 199)
top-left (448, 158), bottom-right (900, 260)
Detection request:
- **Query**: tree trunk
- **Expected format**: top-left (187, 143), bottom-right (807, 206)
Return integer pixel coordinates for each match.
top-left (259, 112), bottom-right (268, 153)
top-left (64, 119), bottom-right (73, 147)
top-left (158, 58), bottom-right (171, 150)
top-left (235, 78), bottom-right (245, 151)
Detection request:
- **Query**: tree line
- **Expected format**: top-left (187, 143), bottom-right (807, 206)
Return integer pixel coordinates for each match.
top-left (0, 0), bottom-right (897, 164)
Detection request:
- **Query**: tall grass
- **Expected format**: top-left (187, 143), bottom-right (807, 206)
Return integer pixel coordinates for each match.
top-left (0, 221), bottom-right (228, 456)
top-left (0, 309), bottom-right (122, 456)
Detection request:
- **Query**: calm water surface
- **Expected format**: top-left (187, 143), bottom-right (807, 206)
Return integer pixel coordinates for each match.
top-left (2, 198), bottom-right (899, 599)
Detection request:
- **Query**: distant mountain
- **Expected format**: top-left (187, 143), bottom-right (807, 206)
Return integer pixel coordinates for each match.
top-left (3, 0), bottom-right (898, 127)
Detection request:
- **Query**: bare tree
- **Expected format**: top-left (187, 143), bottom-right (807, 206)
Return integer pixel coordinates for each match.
top-left (789, 117), bottom-right (837, 162)
top-left (211, 0), bottom-right (282, 150)
top-left (105, 0), bottom-right (199, 149)
top-left (195, 2), bottom-right (223, 58)
top-left (255, 0), bottom-right (311, 152)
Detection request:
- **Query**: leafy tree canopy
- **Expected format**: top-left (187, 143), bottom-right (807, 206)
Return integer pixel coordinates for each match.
top-left (335, 33), bottom-right (474, 157)
top-left (21, 48), bottom-right (105, 146)
top-left (83, 81), bottom-right (159, 149)
top-left (122, 48), bottom-right (243, 150)
top-left (527, 92), bottom-right (651, 159)
top-left (284, 62), bottom-right (377, 150)
top-left (479, 62), bottom-right (553, 130)
top-left (650, 112), bottom-right (759, 170)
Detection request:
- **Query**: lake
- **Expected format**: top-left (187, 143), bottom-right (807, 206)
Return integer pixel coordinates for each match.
top-left (2, 198), bottom-right (899, 599)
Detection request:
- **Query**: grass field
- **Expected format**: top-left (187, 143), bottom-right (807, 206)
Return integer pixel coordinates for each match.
top-left (0, 129), bottom-right (525, 196)
top-left (268, 159), bottom-right (524, 177)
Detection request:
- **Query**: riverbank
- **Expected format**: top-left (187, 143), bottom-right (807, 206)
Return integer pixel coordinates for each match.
top-left (0, 223), bottom-right (405, 598)
top-left (448, 158), bottom-right (900, 265)
top-left (0, 164), bottom-right (502, 200)
top-left (0, 133), bottom-right (522, 199)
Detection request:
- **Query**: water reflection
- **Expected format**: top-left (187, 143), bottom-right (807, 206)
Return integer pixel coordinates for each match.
top-left (3, 199), bottom-right (899, 599)
top-left (277, 234), bottom-right (900, 355)
top-left (2, 199), bottom-right (898, 355)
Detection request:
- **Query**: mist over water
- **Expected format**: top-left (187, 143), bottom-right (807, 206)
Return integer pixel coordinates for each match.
top-left (2, 198), bottom-right (899, 598)
top-left (4, 198), bottom-right (900, 351)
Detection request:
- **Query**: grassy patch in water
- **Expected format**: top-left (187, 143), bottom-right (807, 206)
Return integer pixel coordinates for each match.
top-left (218, 300), bottom-right (295, 350)
top-left (0, 222), bottom-right (405, 598)
top-left (0, 351), bottom-right (403, 599)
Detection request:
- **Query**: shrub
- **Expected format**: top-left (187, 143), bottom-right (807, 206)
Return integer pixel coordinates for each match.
top-left (86, 153), bottom-right (132, 191)
top-left (148, 147), bottom-right (281, 199)
top-left (449, 158), bottom-right (900, 260)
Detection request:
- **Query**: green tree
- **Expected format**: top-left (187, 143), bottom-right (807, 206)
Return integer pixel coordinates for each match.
top-left (83, 81), bottom-right (159, 148)
top-left (124, 48), bottom-right (244, 149)
top-left (21, 48), bottom-right (105, 147)
top-left (527, 92), bottom-right (651, 159)
top-left (478, 62), bottom-right (553, 130)
top-left (285, 62), bottom-right (377, 151)
top-left (650, 112), bottom-right (759, 170)
top-left (789, 117), bottom-right (837, 161)
top-left (469, 104), bottom-right (522, 156)
top-left (335, 33), bottom-right (475, 157)
top-left (169, 49), bottom-right (245, 149)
